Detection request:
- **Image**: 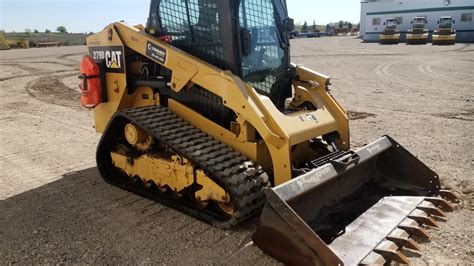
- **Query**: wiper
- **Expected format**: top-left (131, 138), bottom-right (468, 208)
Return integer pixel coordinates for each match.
top-left (274, 14), bottom-right (287, 49)
top-left (272, 0), bottom-right (289, 49)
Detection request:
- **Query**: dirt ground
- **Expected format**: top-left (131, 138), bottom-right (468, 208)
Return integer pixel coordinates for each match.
top-left (0, 37), bottom-right (472, 264)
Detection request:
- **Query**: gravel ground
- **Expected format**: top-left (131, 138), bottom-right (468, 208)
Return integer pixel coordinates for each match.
top-left (0, 37), bottom-right (472, 264)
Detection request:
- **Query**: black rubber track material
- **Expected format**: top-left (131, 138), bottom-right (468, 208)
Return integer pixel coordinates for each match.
top-left (96, 105), bottom-right (270, 228)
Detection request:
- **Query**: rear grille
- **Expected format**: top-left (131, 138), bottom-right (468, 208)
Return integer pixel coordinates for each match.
top-left (383, 29), bottom-right (396, 35)
top-left (439, 29), bottom-right (453, 35)
top-left (412, 29), bottom-right (425, 34)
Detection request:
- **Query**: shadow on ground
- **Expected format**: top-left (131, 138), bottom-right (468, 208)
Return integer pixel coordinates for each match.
top-left (0, 168), bottom-right (268, 264)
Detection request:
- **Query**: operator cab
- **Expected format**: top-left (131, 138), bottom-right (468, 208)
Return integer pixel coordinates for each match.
top-left (412, 17), bottom-right (427, 28)
top-left (146, 0), bottom-right (294, 108)
top-left (384, 18), bottom-right (399, 29)
top-left (438, 16), bottom-right (454, 28)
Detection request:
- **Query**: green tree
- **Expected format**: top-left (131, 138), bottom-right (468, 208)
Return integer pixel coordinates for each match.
top-left (301, 21), bottom-right (308, 33)
top-left (311, 20), bottom-right (317, 32)
top-left (56, 26), bottom-right (67, 34)
top-left (34, 29), bottom-right (39, 34)
top-left (293, 22), bottom-right (302, 32)
top-left (24, 29), bottom-right (33, 36)
top-left (338, 20), bottom-right (344, 29)
top-left (45, 29), bottom-right (51, 33)
top-left (348, 23), bottom-right (353, 30)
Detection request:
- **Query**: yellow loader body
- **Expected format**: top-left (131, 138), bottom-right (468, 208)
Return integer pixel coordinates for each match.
top-left (82, 2), bottom-right (459, 263)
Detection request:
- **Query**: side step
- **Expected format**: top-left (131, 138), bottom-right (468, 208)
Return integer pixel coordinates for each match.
top-left (253, 136), bottom-right (459, 265)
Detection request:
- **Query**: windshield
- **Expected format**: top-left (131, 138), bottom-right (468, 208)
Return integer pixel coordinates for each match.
top-left (239, 0), bottom-right (290, 107)
top-left (439, 18), bottom-right (452, 28)
top-left (158, 0), bottom-right (225, 69)
top-left (386, 19), bottom-right (398, 29)
top-left (413, 18), bottom-right (426, 28)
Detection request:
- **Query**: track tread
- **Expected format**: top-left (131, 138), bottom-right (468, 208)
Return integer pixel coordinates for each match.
top-left (97, 105), bottom-right (269, 228)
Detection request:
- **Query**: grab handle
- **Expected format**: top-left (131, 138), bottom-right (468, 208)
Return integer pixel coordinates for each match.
top-left (330, 151), bottom-right (360, 170)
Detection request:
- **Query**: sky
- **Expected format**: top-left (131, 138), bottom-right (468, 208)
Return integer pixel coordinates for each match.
top-left (0, 0), bottom-right (361, 33)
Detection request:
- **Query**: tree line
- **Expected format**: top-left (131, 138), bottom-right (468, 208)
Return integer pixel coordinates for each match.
top-left (18, 26), bottom-right (94, 35)
top-left (297, 20), bottom-right (360, 33)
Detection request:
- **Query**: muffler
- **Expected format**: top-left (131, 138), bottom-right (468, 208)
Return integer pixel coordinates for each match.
top-left (253, 136), bottom-right (458, 265)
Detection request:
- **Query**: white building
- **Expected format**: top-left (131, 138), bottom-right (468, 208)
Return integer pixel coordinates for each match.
top-left (360, 0), bottom-right (474, 42)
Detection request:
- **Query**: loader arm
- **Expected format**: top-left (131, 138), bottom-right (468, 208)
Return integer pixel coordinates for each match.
top-left (86, 22), bottom-right (349, 185)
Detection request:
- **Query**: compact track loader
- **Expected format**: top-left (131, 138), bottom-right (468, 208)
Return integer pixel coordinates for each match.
top-left (80, 0), bottom-right (458, 264)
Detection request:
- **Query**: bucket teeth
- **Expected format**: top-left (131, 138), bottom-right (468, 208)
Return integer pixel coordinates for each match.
top-left (386, 235), bottom-right (421, 251)
top-left (374, 247), bottom-right (410, 264)
top-left (425, 197), bottom-right (454, 211)
top-left (439, 190), bottom-right (460, 203)
top-left (408, 214), bottom-right (439, 227)
top-left (359, 252), bottom-right (387, 265)
top-left (398, 223), bottom-right (430, 239)
top-left (417, 205), bottom-right (446, 218)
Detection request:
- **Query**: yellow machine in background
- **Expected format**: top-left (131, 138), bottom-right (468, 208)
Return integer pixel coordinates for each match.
top-left (433, 16), bottom-right (456, 45)
top-left (0, 31), bottom-right (29, 50)
top-left (0, 31), bottom-right (9, 50)
top-left (407, 17), bottom-right (429, 44)
top-left (379, 18), bottom-right (400, 44)
top-left (81, 1), bottom-right (458, 264)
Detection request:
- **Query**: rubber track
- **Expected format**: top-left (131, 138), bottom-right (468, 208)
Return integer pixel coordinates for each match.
top-left (97, 105), bottom-right (269, 228)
